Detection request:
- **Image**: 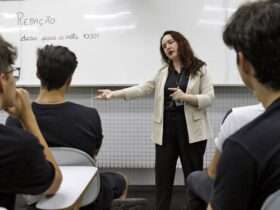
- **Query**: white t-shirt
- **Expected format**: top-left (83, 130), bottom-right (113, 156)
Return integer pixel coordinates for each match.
top-left (215, 104), bottom-right (265, 152)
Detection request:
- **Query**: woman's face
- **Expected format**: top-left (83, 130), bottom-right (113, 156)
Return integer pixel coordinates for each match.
top-left (161, 34), bottom-right (179, 61)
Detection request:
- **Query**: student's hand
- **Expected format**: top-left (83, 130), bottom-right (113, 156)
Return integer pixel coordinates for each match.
top-left (207, 204), bottom-right (213, 210)
top-left (169, 87), bottom-right (186, 101)
top-left (5, 88), bottom-right (32, 121)
top-left (96, 89), bottom-right (113, 100)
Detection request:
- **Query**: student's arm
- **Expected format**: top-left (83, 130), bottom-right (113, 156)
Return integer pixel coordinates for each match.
top-left (210, 140), bottom-right (257, 210)
top-left (6, 89), bottom-right (62, 195)
top-left (207, 149), bottom-right (221, 178)
top-left (207, 204), bottom-right (213, 210)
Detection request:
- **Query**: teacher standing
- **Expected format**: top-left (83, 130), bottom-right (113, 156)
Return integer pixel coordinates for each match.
top-left (97, 30), bottom-right (214, 210)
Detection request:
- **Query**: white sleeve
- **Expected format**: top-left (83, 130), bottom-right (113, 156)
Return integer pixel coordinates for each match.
top-left (215, 104), bottom-right (265, 152)
top-left (214, 113), bottom-right (238, 152)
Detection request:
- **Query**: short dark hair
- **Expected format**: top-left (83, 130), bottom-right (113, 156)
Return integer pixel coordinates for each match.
top-left (160, 31), bottom-right (205, 75)
top-left (37, 45), bottom-right (78, 90)
top-left (223, 1), bottom-right (280, 90)
top-left (268, 0), bottom-right (280, 4)
top-left (0, 35), bottom-right (17, 73)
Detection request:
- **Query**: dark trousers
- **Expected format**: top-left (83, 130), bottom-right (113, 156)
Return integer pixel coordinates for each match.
top-left (155, 108), bottom-right (207, 210)
top-left (81, 172), bottom-right (127, 210)
top-left (185, 170), bottom-right (214, 210)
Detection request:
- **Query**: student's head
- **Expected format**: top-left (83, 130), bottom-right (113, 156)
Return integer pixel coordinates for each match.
top-left (268, 0), bottom-right (280, 4)
top-left (223, 1), bottom-right (280, 90)
top-left (0, 35), bottom-right (17, 108)
top-left (160, 30), bottom-right (203, 74)
top-left (36, 45), bottom-right (78, 91)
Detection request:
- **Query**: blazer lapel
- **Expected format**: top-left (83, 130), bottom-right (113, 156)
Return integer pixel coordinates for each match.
top-left (186, 73), bottom-right (194, 94)
top-left (159, 67), bottom-right (168, 96)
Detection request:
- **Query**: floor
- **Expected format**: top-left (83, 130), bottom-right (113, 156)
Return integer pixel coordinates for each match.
top-left (113, 185), bottom-right (186, 210)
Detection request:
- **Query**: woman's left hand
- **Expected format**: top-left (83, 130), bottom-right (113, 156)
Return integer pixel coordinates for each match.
top-left (168, 87), bottom-right (186, 101)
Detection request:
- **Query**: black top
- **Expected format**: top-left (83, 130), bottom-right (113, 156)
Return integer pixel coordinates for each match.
top-left (211, 98), bottom-right (280, 210)
top-left (6, 102), bottom-right (103, 157)
top-left (0, 125), bottom-right (54, 209)
top-left (164, 66), bottom-right (189, 111)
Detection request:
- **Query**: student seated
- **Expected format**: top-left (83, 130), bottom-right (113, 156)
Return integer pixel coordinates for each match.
top-left (0, 36), bottom-right (62, 210)
top-left (185, 104), bottom-right (264, 210)
top-left (209, 1), bottom-right (280, 210)
top-left (6, 45), bottom-right (127, 210)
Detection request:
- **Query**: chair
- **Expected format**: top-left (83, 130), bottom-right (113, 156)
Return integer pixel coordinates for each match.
top-left (47, 147), bottom-right (100, 206)
top-left (24, 147), bottom-right (100, 210)
top-left (261, 189), bottom-right (280, 210)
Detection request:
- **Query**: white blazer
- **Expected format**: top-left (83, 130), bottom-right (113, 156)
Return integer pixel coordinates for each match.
top-left (118, 65), bottom-right (215, 145)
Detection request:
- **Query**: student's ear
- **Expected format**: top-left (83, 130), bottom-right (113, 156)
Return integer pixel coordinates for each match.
top-left (0, 73), bottom-right (6, 93)
top-left (66, 77), bottom-right (72, 87)
top-left (36, 71), bottom-right (41, 79)
top-left (238, 52), bottom-right (255, 76)
top-left (0, 80), bottom-right (3, 93)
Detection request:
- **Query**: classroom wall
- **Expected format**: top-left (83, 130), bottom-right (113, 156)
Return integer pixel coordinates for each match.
top-left (0, 86), bottom-right (258, 185)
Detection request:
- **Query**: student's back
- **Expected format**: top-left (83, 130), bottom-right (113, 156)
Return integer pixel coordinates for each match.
top-left (7, 101), bottom-right (103, 157)
top-left (213, 99), bottom-right (280, 210)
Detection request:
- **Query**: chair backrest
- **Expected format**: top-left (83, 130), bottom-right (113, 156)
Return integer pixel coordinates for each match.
top-left (50, 147), bottom-right (101, 206)
top-left (261, 189), bottom-right (280, 210)
top-left (51, 147), bottom-right (96, 166)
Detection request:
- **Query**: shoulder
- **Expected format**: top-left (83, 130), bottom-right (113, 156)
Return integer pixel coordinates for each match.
top-left (156, 65), bottom-right (168, 75)
top-left (230, 104), bottom-right (264, 122)
top-left (66, 102), bottom-right (100, 117)
top-left (221, 104), bottom-right (264, 135)
top-left (232, 103), bottom-right (264, 114)
top-left (190, 64), bottom-right (209, 80)
top-left (158, 65), bottom-right (168, 72)
top-left (199, 64), bottom-right (207, 75)
top-left (191, 63), bottom-right (207, 76)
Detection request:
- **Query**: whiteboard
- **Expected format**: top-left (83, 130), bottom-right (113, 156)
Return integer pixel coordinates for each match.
top-left (0, 0), bottom-right (246, 86)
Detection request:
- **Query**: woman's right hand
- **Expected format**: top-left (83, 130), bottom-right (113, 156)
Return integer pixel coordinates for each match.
top-left (96, 89), bottom-right (114, 100)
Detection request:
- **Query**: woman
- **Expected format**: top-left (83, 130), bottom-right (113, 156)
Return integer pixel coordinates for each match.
top-left (97, 30), bottom-right (214, 210)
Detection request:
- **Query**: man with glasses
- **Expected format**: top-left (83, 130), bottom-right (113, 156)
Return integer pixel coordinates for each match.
top-left (0, 35), bottom-right (62, 210)
top-left (8, 66), bottom-right (20, 81)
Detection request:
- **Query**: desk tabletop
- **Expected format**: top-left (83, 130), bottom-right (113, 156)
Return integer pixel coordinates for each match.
top-left (36, 166), bottom-right (97, 210)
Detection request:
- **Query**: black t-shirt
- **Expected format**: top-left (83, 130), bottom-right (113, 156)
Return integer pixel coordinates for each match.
top-left (0, 124), bottom-right (54, 205)
top-left (164, 66), bottom-right (189, 111)
top-left (211, 98), bottom-right (280, 210)
top-left (6, 102), bottom-right (103, 157)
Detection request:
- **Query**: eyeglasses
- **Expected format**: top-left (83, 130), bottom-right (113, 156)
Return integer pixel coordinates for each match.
top-left (6, 66), bottom-right (20, 81)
